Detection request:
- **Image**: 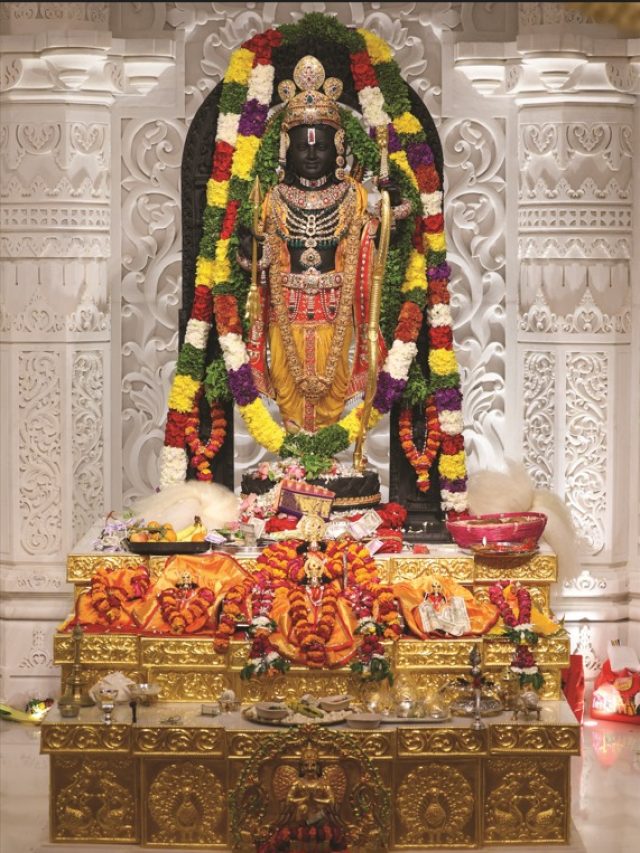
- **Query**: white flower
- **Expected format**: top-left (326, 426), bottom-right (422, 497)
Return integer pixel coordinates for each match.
top-left (159, 446), bottom-right (188, 488)
top-left (421, 191), bottom-right (443, 216)
top-left (184, 319), bottom-right (211, 350)
top-left (247, 64), bottom-right (275, 105)
top-left (216, 113), bottom-right (240, 146)
top-left (219, 332), bottom-right (248, 370)
top-left (517, 623), bottom-right (534, 633)
top-left (441, 489), bottom-right (468, 513)
top-left (383, 340), bottom-right (417, 380)
top-left (439, 409), bottom-right (464, 435)
top-left (428, 303), bottom-right (452, 328)
top-left (266, 651), bottom-right (280, 663)
top-left (251, 616), bottom-right (272, 629)
top-left (357, 86), bottom-right (390, 128)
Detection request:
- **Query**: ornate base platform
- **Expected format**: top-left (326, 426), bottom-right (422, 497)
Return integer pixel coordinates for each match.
top-left (42, 699), bottom-right (580, 850)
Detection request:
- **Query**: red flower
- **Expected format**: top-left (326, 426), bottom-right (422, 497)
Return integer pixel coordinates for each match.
top-left (427, 279), bottom-right (450, 304)
top-left (214, 294), bottom-right (242, 335)
top-left (412, 217), bottom-right (425, 252)
top-left (395, 301), bottom-right (423, 343)
top-left (415, 163), bottom-right (440, 193)
top-left (220, 200), bottom-right (239, 239)
top-left (211, 140), bottom-right (234, 182)
top-left (429, 326), bottom-right (453, 349)
top-left (165, 409), bottom-right (190, 448)
top-left (350, 50), bottom-right (378, 91)
top-left (441, 434), bottom-right (464, 455)
top-left (192, 285), bottom-right (213, 323)
top-left (424, 213), bottom-right (444, 233)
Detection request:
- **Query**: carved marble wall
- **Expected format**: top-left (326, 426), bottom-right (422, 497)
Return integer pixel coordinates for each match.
top-left (0, 3), bottom-right (638, 702)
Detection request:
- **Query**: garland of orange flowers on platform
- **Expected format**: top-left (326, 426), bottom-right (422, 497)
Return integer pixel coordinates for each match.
top-left (399, 394), bottom-right (442, 492)
top-left (89, 565), bottom-right (150, 625)
top-left (158, 586), bottom-right (216, 635)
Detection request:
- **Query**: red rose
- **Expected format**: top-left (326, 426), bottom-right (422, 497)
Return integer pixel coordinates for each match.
top-left (220, 200), bottom-right (239, 239)
top-left (350, 50), bottom-right (378, 91)
top-left (165, 409), bottom-right (190, 447)
top-left (429, 326), bottom-right (453, 349)
top-left (211, 140), bottom-right (234, 182)
top-left (424, 213), bottom-right (444, 233)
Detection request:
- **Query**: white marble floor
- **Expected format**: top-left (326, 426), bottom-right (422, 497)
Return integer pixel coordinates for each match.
top-left (1, 713), bottom-right (639, 853)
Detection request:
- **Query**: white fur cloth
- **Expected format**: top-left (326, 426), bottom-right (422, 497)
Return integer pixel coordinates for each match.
top-left (467, 460), bottom-right (578, 584)
top-left (131, 481), bottom-right (239, 532)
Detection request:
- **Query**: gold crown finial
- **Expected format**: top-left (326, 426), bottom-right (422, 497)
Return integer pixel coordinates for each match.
top-left (278, 56), bottom-right (343, 131)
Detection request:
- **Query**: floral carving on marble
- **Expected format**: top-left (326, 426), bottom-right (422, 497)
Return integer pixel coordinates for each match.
top-left (522, 351), bottom-right (555, 489)
top-left (72, 351), bottom-right (105, 544)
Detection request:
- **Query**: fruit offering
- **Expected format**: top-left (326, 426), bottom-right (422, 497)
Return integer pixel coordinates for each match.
top-left (128, 517), bottom-right (207, 544)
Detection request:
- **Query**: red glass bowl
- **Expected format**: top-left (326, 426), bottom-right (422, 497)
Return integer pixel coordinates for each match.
top-left (446, 512), bottom-right (547, 550)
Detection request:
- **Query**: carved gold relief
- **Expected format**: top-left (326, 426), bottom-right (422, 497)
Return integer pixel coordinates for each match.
top-left (146, 760), bottom-right (225, 844)
top-left (54, 633), bottom-right (139, 665)
top-left (60, 666), bottom-right (144, 696)
top-left (67, 554), bottom-right (148, 583)
top-left (395, 639), bottom-right (475, 670)
top-left (390, 557), bottom-right (474, 583)
top-left (490, 726), bottom-right (579, 754)
top-left (396, 763), bottom-right (476, 845)
top-left (134, 727), bottom-right (224, 755)
top-left (485, 757), bottom-right (567, 842)
top-left (140, 637), bottom-right (226, 669)
top-left (473, 553), bottom-right (557, 582)
top-left (42, 724), bottom-right (130, 753)
top-left (483, 633), bottom-right (570, 667)
top-left (239, 672), bottom-right (353, 703)
top-left (397, 728), bottom-right (486, 756)
top-left (153, 670), bottom-right (230, 701)
top-left (52, 756), bottom-right (136, 842)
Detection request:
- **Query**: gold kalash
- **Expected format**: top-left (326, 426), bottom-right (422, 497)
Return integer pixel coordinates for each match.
top-left (43, 546), bottom-right (579, 850)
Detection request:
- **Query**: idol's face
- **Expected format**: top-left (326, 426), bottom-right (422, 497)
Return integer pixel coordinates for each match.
top-left (288, 124), bottom-right (337, 181)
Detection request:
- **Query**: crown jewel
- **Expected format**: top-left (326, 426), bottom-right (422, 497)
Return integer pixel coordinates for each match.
top-left (278, 56), bottom-right (343, 131)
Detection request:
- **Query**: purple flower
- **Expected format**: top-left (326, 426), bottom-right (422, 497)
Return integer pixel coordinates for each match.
top-left (373, 371), bottom-right (406, 414)
top-left (407, 141), bottom-right (434, 171)
top-left (427, 262), bottom-right (451, 280)
top-left (440, 477), bottom-right (467, 493)
top-left (435, 388), bottom-right (462, 411)
top-left (238, 100), bottom-right (269, 137)
top-left (228, 362), bottom-right (258, 406)
top-left (387, 125), bottom-right (402, 153)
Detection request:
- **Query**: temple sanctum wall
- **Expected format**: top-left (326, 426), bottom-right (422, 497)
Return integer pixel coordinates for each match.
top-left (0, 2), bottom-right (639, 705)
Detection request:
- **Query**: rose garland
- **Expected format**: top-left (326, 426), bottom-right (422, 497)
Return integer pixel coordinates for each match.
top-left (399, 394), bottom-right (441, 492)
top-left (489, 581), bottom-right (544, 690)
top-left (161, 13), bottom-right (467, 515)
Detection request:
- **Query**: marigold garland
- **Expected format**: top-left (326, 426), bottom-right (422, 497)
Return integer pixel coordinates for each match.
top-left (161, 13), bottom-right (467, 514)
top-left (399, 395), bottom-right (442, 492)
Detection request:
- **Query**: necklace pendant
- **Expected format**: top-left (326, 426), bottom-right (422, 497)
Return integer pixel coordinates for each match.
top-left (301, 246), bottom-right (321, 268)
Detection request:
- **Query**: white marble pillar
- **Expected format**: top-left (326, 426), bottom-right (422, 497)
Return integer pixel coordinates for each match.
top-left (0, 1), bottom-right (175, 700)
top-left (455, 1), bottom-right (640, 679)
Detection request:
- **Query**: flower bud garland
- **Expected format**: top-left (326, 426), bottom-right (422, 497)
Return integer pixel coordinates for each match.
top-left (489, 580), bottom-right (543, 690)
top-left (158, 586), bottom-right (216, 635)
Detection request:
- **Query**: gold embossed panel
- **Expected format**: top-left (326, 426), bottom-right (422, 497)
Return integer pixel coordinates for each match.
top-left (484, 756), bottom-right (569, 843)
top-left (395, 760), bottom-right (479, 847)
top-left (42, 723), bottom-right (130, 753)
top-left (484, 633), bottom-right (570, 668)
top-left (473, 553), bottom-right (557, 583)
top-left (397, 728), bottom-right (486, 757)
top-left (142, 759), bottom-right (226, 847)
top-left (51, 755), bottom-right (137, 843)
top-left (489, 725), bottom-right (580, 754)
top-left (390, 557), bottom-right (474, 583)
top-left (394, 639), bottom-right (476, 670)
top-left (141, 637), bottom-right (226, 670)
top-left (153, 670), bottom-right (231, 702)
top-left (67, 554), bottom-right (149, 583)
top-left (54, 633), bottom-right (139, 666)
top-left (134, 727), bottom-right (224, 756)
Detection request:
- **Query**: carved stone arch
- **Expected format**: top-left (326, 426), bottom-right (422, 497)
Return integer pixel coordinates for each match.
top-left (181, 38), bottom-right (446, 530)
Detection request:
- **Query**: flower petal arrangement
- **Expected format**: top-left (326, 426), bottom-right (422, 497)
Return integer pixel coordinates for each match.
top-left (161, 13), bottom-right (467, 515)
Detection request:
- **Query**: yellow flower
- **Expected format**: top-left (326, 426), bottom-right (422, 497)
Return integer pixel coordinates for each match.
top-left (216, 238), bottom-right (230, 262)
top-left (168, 374), bottom-right (200, 413)
top-left (206, 178), bottom-right (229, 208)
top-left (231, 135), bottom-right (261, 180)
top-left (341, 405), bottom-right (382, 444)
top-left (240, 399), bottom-right (286, 453)
top-left (390, 151), bottom-right (418, 189)
top-left (428, 348), bottom-right (458, 376)
top-left (357, 28), bottom-right (393, 65)
top-left (212, 238), bottom-right (231, 285)
top-left (393, 112), bottom-right (422, 135)
top-left (224, 48), bottom-right (254, 85)
top-left (439, 451), bottom-right (467, 481)
top-left (195, 256), bottom-right (215, 287)
top-left (401, 249), bottom-right (427, 292)
top-left (425, 231), bottom-right (446, 253)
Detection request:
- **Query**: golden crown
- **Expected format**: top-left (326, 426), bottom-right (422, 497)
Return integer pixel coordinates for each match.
top-left (278, 56), bottom-right (343, 131)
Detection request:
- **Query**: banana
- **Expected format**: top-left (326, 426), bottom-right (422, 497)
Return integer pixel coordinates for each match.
top-left (0, 702), bottom-right (44, 724)
top-left (177, 516), bottom-right (207, 542)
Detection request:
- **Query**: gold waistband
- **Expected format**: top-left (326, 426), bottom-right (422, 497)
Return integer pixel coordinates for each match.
top-left (280, 270), bottom-right (344, 293)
